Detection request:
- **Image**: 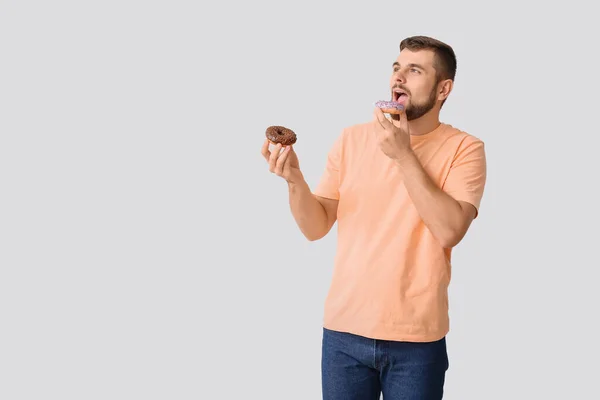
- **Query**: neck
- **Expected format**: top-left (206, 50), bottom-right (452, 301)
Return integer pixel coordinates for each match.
top-left (393, 109), bottom-right (441, 136)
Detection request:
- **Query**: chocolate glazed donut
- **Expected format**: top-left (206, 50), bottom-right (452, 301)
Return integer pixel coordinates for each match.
top-left (265, 125), bottom-right (297, 146)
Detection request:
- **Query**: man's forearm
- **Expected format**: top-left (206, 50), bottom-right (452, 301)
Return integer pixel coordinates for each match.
top-left (287, 176), bottom-right (331, 241)
top-left (395, 151), bottom-right (470, 248)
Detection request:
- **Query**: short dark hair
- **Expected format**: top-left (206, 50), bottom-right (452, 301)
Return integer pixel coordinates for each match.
top-left (400, 36), bottom-right (457, 83)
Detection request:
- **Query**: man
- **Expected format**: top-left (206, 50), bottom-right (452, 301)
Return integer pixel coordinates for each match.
top-left (261, 36), bottom-right (486, 400)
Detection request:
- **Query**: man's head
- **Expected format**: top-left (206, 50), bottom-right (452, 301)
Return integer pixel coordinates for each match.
top-left (390, 36), bottom-right (456, 121)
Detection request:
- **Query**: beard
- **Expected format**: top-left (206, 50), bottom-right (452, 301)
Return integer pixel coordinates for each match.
top-left (391, 83), bottom-right (438, 121)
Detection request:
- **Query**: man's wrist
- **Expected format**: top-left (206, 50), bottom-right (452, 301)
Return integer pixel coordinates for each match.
top-left (393, 148), bottom-right (417, 168)
top-left (286, 170), bottom-right (306, 188)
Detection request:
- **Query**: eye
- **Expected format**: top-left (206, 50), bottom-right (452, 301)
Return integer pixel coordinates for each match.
top-left (410, 68), bottom-right (420, 73)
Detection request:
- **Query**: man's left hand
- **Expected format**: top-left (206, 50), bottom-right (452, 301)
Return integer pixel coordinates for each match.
top-left (373, 107), bottom-right (413, 162)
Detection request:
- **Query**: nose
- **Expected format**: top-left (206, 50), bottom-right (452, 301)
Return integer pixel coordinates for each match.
top-left (393, 70), bottom-right (406, 84)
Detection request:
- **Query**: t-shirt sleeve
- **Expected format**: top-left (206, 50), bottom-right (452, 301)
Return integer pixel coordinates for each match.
top-left (442, 136), bottom-right (487, 218)
top-left (313, 130), bottom-right (345, 200)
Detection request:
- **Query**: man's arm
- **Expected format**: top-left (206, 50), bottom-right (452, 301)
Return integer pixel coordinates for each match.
top-left (395, 151), bottom-right (477, 248)
top-left (287, 176), bottom-right (338, 241)
top-left (262, 125), bottom-right (344, 241)
top-left (373, 108), bottom-right (485, 249)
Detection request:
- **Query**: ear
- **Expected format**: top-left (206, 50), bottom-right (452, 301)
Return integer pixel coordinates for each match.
top-left (437, 79), bottom-right (453, 102)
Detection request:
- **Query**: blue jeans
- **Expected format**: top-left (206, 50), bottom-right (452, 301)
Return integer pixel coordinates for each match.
top-left (321, 328), bottom-right (449, 399)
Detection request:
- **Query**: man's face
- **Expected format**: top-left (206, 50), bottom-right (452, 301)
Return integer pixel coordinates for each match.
top-left (389, 49), bottom-right (440, 121)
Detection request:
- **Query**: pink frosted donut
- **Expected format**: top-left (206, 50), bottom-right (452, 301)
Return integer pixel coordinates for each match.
top-left (375, 100), bottom-right (405, 114)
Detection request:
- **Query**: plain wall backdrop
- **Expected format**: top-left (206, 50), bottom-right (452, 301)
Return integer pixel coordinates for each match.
top-left (1, 1), bottom-right (598, 399)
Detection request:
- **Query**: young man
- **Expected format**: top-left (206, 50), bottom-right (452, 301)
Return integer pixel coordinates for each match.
top-left (261, 36), bottom-right (486, 400)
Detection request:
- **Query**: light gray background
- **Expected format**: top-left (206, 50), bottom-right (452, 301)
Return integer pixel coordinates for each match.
top-left (1, 1), bottom-right (598, 399)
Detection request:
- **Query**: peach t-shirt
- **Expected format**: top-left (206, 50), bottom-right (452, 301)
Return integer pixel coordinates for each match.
top-left (313, 120), bottom-right (487, 342)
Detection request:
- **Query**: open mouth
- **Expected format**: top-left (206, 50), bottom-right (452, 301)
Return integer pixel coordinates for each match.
top-left (393, 89), bottom-right (409, 105)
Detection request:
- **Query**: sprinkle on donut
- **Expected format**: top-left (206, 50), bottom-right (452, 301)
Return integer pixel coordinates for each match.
top-left (375, 100), bottom-right (405, 115)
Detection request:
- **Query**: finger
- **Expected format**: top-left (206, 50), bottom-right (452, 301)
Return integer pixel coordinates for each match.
top-left (397, 108), bottom-right (409, 131)
top-left (268, 143), bottom-right (282, 172)
top-left (284, 144), bottom-right (296, 160)
top-left (373, 108), bottom-right (386, 136)
top-left (261, 139), bottom-right (271, 161)
top-left (373, 108), bottom-right (394, 141)
top-left (375, 107), bottom-right (394, 129)
top-left (273, 146), bottom-right (291, 175)
top-left (374, 107), bottom-right (385, 125)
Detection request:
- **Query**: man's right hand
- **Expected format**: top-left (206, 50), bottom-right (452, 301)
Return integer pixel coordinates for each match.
top-left (261, 139), bottom-right (302, 184)
top-left (261, 138), bottom-right (338, 240)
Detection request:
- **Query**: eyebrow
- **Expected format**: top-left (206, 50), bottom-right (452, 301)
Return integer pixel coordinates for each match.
top-left (392, 62), bottom-right (426, 70)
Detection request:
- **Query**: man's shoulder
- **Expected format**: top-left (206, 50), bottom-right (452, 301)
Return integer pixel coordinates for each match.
top-left (438, 124), bottom-right (487, 167)
top-left (442, 123), bottom-right (485, 145)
